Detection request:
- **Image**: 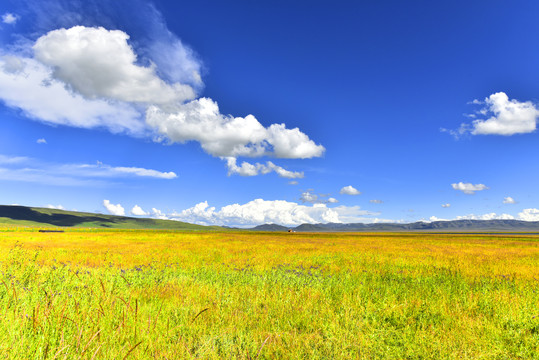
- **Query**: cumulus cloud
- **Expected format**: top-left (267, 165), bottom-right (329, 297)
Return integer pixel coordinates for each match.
top-left (0, 56), bottom-right (145, 135)
top-left (370, 199), bottom-right (383, 204)
top-left (146, 99), bottom-right (324, 159)
top-left (45, 204), bottom-right (65, 210)
top-left (446, 92), bottom-right (539, 138)
top-left (455, 213), bottom-right (514, 220)
top-left (130, 205), bottom-right (149, 216)
top-left (151, 207), bottom-right (168, 219)
top-left (0, 20), bottom-right (322, 177)
top-left (428, 216), bottom-right (449, 222)
top-left (451, 182), bottom-right (488, 195)
top-left (33, 26), bottom-right (196, 104)
top-left (328, 197), bottom-right (338, 203)
top-left (471, 92), bottom-right (539, 135)
top-left (225, 157), bottom-right (303, 179)
top-left (441, 203), bottom-right (451, 208)
top-left (36, 138), bottom-right (47, 144)
top-left (166, 199), bottom-right (377, 227)
top-left (103, 200), bottom-right (125, 216)
top-left (503, 196), bottom-right (516, 204)
top-left (518, 208), bottom-right (539, 221)
top-left (428, 213), bottom-right (514, 222)
top-left (2, 13), bottom-right (18, 24)
top-left (340, 185), bottom-right (361, 195)
top-left (0, 0), bottom-right (323, 178)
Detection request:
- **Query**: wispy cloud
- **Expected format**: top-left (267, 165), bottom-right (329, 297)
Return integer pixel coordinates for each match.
top-left (0, 153), bottom-right (177, 186)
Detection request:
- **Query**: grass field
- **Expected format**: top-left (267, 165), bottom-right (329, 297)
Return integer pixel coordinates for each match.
top-left (0, 227), bottom-right (538, 359)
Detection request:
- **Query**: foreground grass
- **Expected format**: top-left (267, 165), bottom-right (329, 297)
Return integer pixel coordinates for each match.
top-left (0, 229), bottom-right (538, 359)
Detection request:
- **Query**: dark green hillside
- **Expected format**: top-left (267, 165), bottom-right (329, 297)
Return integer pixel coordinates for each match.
top-left (0, 205), bottom-right (223, 230)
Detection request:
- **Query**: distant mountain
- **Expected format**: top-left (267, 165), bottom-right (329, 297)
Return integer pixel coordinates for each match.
top-left (250, 223), bottom-right (290, 231)
top-left (252, 219), bottom-right (539, 232)
top-left (0, 205), bottom-right (224, 230)
top-left (3, 204), bottom-right (539, 232)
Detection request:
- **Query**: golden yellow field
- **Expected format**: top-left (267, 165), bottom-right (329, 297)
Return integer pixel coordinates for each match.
top-left (0, 228), bottom-right (538, 359)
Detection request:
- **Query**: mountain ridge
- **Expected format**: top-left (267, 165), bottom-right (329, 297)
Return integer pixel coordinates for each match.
top-left (2, 205), bottom-right (539, 232)
top-left (252, 219), bottom-right (539, 232)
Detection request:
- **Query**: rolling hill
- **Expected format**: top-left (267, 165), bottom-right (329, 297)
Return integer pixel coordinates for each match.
top-left (0, 205), bottom-right (222, 230)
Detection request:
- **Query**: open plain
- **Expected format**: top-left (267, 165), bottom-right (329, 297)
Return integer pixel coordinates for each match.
top-left (0, 228), bottom-right (538, 359)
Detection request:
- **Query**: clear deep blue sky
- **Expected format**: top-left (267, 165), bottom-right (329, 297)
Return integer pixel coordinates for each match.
top-left (1, 0), bottom-right (539, 226)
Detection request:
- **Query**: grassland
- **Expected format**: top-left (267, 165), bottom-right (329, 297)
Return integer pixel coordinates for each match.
top-left (0, 228), bottom-right (538, 359)
top-left (0, 205), bottom-right (224, 230)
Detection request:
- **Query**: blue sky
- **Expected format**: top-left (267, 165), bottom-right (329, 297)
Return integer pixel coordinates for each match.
top-left (1, 0), bottom-right (539, 226)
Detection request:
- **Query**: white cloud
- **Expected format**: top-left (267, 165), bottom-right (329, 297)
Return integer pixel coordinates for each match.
top-left (451, 182), bottom-right (488, 195)
top-left (168, 199), bottom-right (377, 227)
top-left (130, 205), bottom-right (149, 216)
top-left (299, 191), bottom-right (319, 204)
top-left (225, 157), bottom-right (303, 179)
top-left (429, 216), bottom-right (449, 222)
top-left (503, 196), bottom-right (516, 204)
top-left (0, 20), bottom-right (324, 177)
top-left (0, 56), bottom-right (145, 135)
top-left (93, 165), bottom-right (177, 179)
top-left (53, 161), bottom-right (178, 179)
top-left (288, 181), bottom-right (299, 185)
top-left (369, 199), bottom-right (383, 204)
top-left (0, 154), bottom-right (177, 185)
top-left (0, 167), bottom-right (106, 187)
top-left (428, 213), bottom-right (515, 222)
top-left (45, 204), bottom-right (64, 210)
top-left (518, 208), bottom-right (539, 221)
top-left (300, 191), bottom-right (339, 204)
top-left (455, 213), bottom-right (515, 220)
top-left (33, 26), bottom-right (196, 105)
top-left (37, 138), bottom-right (47, 144)
top-left (103, 200), bottom-right (125, 216)
top-left (1, 13), bottom-right (18, 25)
top-left (340, 185), bottom-right (361, 195)
top-left (441, 203), bottom-right (451, 208)
top-left (451, 92), bottom-right (539, 137)
top-left (146, 98), bottom-right (324, 159)
top-left (0, 154), bottom-right (29, 164)
top-left (151, 207), bottom-right (168, 219)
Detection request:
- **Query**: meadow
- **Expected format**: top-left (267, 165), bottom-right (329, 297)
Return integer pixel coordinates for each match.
top-left (0, 227), bottom-right (538, 359)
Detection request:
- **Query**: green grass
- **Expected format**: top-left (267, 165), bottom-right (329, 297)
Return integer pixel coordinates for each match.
top-left (0, 205), bottom-right (224, 230)
top-left (0, 230), bottom-right (538, 359)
